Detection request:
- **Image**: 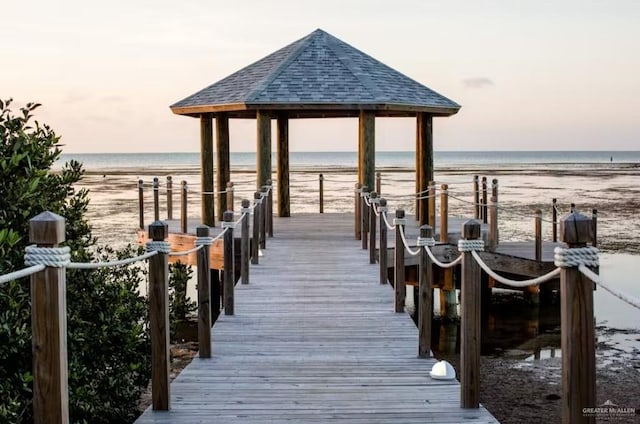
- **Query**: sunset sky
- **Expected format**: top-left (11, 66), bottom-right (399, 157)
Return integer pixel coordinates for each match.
top-left (2, 0), bottom-right (638, 153)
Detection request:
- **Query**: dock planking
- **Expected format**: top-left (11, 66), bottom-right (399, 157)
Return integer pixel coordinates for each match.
top-left (136, 213), bottom-right (498, 423)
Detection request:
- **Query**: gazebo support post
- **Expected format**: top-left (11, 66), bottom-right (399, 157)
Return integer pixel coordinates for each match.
top-left (216, 113), bottom-right (230, 221)
top-left (418, 113), bottom-right (433, 226)
top-left (200, 113), bottom-right (215, 227)
top-left (359, 110), bottom-right (375, 191)
top-left (277, 114), bottom-right (290, 217)
top-left (257, 110), bottom-right (272, 191)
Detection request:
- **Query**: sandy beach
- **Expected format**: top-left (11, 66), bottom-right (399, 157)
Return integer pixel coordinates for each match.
top-left (75, 162), bottom-right (640, 423)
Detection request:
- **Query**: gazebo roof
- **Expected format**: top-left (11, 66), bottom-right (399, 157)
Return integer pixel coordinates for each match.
top-left (171, 29), bottom-right (460, 118)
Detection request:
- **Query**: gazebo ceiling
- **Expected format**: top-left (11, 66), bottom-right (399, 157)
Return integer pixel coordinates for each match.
top-left (171, 29), bottom-right (460, 119)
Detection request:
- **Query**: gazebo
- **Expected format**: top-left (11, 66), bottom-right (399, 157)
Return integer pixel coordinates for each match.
top-left (171, 28), bottom-right (460, 226)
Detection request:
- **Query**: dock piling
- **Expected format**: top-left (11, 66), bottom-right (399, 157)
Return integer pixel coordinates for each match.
top-left (196, 225), bottom-right (211, 358)
top-left (260, 186), bottom-right (267, 249)
top-left (369, 192), bottom-right (378, 264)
top-left (166, 176), bottom-right (173, 220)
top-left (535, 208), bottom-right (542, 261)
top-left (440, 184), bottom-right (449, 242)
top-left (361, 186), bottom-right (370, 250)
top-left (418, 225), bottom-right (433, 358)
top-left (180, 180), bottom-right (188, 233)
top-left (252, 192), bottom-right (260, 265)
top-left (394, 209), bottom-right (406, 313)
top-left (223, 211), bottom-right (235, 315)
top-left (552, 198), bottom-right (558, 242)
top-left (428, 181), bottom-right (436, 228)
top-left (226, 182), bottom-right (234, 212)
top-left (355, 183), bottom-right (362, 240)
top-left (379, 198), bottom-right (388, 284)
top-left (266, 179), bottom-right (274, 237)
top-left (319, 174), bottom-right (324, 213)
top-left (153, 177), bottom-right (160, 222)
top-left (138, 179), bottom-right (145, 230)
top-left (241, 199), bottom-right (250, 284)
top-left (481, 177), bottom-right (488, 224)
top-left (473, 175), bottom-right (480, 219)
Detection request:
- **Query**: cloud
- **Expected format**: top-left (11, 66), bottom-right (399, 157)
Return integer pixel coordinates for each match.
top-left (462, 77), bottom-right (494, 89)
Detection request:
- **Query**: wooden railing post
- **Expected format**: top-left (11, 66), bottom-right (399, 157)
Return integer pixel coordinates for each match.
top-left (481, 177), bottom-right (488, 224)
top-left (592, 209), bottom-right (598, 248)
top-left (266, 179), bottom-right (274, 237)
top-left (223, 211), bottom-right (235, 315)
top-left (241, 199), bottom-right (250, 284)
top-left (440, 184), bottom-right (449, 242)
top-left (226, 182), bottom-right (234, 212)
top-left (29, 211), bottom-right (69, 424)
top-left (428, 181), bottom-right (436, 229)
top-left (559, 212), bottom-right (595, 424)
top-left (379, 198), bottom-right (388, 284)
top-left (535, 209), bottom-right (542, 261)
top-left (148, 221), bottom-right (170, 410)
top-left (361, 186), bottom-right (370, 250)
top-left (418, 225), bottom-right (433, 358)
top-left (180, 180), bottom-right (188, 233)
top-left (368, 192), bottom-right (378, 264)
top-left (354, 183), bottom-right (362, 240)
top-left (166, 176), bottom-right (173, 220)
top-left (260, 186), bottom-right (267, 249)
top-left (488, 179), bottom-right (499, 251)
top-left (196, 225), bottom-right (211, 358)
top-left (552, 198), bottom-right (558, 242)
top-left (460, 219), bottom-right (481, 408)
top-left (153, 177), bottom-right (160, 221)
top-left (319, 174), bottom-right (324, 213)
top-left (473, 175), bottom-right (479, 219)
top-left (138, 179), bottom-right (144, 229)
top-left (252, 192), bottom-right (260, 265)
top-left (570, 203), bottom-right (576, 213)
top-left (393, 209), bottom-right (406, 313)
top-left (376, 172), bottom-right (381, 195)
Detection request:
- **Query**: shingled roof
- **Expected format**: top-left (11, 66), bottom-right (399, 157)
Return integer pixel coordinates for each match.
top-left (171, 29), bottom-right (460, 118)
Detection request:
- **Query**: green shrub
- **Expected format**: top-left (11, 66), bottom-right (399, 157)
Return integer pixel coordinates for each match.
top-left (169, 262), bottom-right (196, 341)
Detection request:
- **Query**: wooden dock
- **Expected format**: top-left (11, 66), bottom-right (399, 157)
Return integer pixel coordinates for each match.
top-left (135, 213), bottom-right (498, 423)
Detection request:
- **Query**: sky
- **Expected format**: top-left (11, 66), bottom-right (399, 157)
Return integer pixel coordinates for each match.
top-left (1, 0), bottom-right (639, 153)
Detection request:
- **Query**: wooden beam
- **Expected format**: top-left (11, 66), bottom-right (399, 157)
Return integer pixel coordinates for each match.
top-left (415, 118), bottom-right (421, 219)
top-left (256, 110), bottom-right (271, 189)
top-left (216, 113), bottom-right (230, 221)
top-left (277, 114), bottom-right (290, 217)
top-left (359, 110), bottom-right (375, 190)
top-left (200, 113), bottom-right (215, 227)
top-left (418, 113), bottom-right (433, 225)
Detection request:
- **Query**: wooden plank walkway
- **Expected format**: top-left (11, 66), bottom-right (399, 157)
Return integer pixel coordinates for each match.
top-left (136, 213), bottom-right (498, 423)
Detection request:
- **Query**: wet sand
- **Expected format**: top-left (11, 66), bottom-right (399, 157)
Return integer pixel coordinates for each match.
top-left (74, 163), bottom-right (640, 423)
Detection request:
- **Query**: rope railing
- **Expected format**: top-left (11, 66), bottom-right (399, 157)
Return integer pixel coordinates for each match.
top-left (68, 251), bottom-right (158, 269)
top-left (579, 265), bottom-right (640, 310)
top-left (0, 264), bottom-right (46, 285)
top-left (398, 224), bottom-right (420, 256)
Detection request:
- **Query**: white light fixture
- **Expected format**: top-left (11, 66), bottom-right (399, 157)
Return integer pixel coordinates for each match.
top-left (429, 360), bottom-right (456, 380)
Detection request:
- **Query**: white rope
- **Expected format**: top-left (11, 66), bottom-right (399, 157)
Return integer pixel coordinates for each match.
top-left (471, 251), bottom-right (561, 287)
top-left (24, 245), bottom-right (71, 267)
top-left (382, 212), bottom-right (395, 230)
top-left (146, 241), bottom-right (172, 254)
top-left (221, 221), bottom-right (235, 229)
top-left (398, 225), bottom-right (420, 256)
top-left (68, 251), bottom-right (158, 269)
top-left (169, 244), bottom-right (204, 257)
top-left (0, 265), bottom-right (46, 284)
top-left (554, 246), bottom-right (599, 268)
top-left (363, 195), bottom-right (372, 207)
top-left (233, 212), bottom-right (248, 227)
top-left (424, 246), bottom-right (463, 268)
top-left (372, 203), bottom-right (381, 217)
top-left (457, 239), bottom-right (485, 252)
top-left (579, 265), bottom-right (640, 311)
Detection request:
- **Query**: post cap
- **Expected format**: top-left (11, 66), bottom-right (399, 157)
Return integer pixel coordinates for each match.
top-left (241, 199), bottom-right (250, 208)
top-left (149, 221), bottom-right (168, 241)
top-left (362, 186), bottom-right (370, 192)
top-left (223, 210), bottom-right (234, 222)
top-left (560, 211), bottom-right (593, 245)
top-left (29, 211), bottom-right (66, 246)
top-left (254, 191), bottom-right (261, 199)
top-left (370, 191), bottom-right (378, 199)
top-left (379, 198), bottom-right (387, 207)
top-left (419, 224), bottom-right (433, 237)
top-left (227, 181), bottom-right (234, 188)
top-left (167, 175), bottom-right (172, 181)
top-left (462, 219), bottom-right (482, 240)
top-left (395, 209), bottom-right (405, 219)
top-left (196, 225), bottom-right (210, 237)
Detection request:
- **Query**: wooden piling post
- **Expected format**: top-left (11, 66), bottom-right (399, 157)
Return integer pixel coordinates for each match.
top-left (376, 172), bottom-right (381, 195)
top-left (481, 177), bottom-right (488, 224)
top-left (559, 212), bottom-right (595, 424)
top-left (355, 183), bottom-right (362, 240)
top-left (428, 181), bottom-right (436, 228)
top-left (552, 198), bottom-right (558, 242)
top-left (138, 179), bottom-right (144, 230)
top-left (180, 180), bottom-right (188, 233)
top-left (361, 186), bottom-right (370, 250)
top-left (153, 177), bottom-right (160, 221)
top-left (570, 203), bottom-right (576, 213)
top-left (29, 212), bottom-right (69, 424)
top-left (252, 192), bottom-right (260, 265)
top-left (489, 195), bottom-right (498, 252)
top-left (148, 221), bottom-right (170, 410)
top-left (223, 211), bottom-right (235, 315)
top-left (535, 209), bottom-right (542, 261)
top-left (394, 209), bottom-right (406, 313)
top-left (440, 184), bottom-right (449, 242)
top-left (266, 179), bottom-right (273, 237)
top-left (226, 182), bottom-right (234, 212)
top-left (460, 219), bottom-right (481, 408)
top-left (319, 174), bottom-right (324, 214)
top-left (166, 176), bottom-right (173, 220)
top-left (241, 199), bottom-right (250, 284)
top-left (592, 209), bottom-right (598, 248)
top-left (369, 192), bottom-right (378, 264)
top-left (473, 175), bottom-right (480, 219)
top-left (196, 225), bottom-right (211, 358)
top-left (379, 198), bottom-right (388, 284)
top-left (418, 225), bottom-right (434, 358)
top-left (260, 186), bottom-right (267, 249)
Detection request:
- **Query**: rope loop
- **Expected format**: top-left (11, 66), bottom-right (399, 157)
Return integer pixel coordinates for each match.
top-left (195, 236), bottom-right (214, 246)
top-left (458, 239), bottom-right (485, 252)
top-left (24, 245), bottom-right (71, 267)
top-left (554, 246), bottom-right (599, 268)
top-left (221, 221), bottom-right (235, 229)
top-left (417, 237), bottom-right (436, 247)
top-left (146, 241), bottom-right (172, 254)
top-left (241, 207), bottom-right (251, 214)
top-left (393, 218), bottom-right (407, 226)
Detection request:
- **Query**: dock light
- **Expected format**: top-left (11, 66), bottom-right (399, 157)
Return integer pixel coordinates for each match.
top-left (429, 360), bottom-right (456, 380)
